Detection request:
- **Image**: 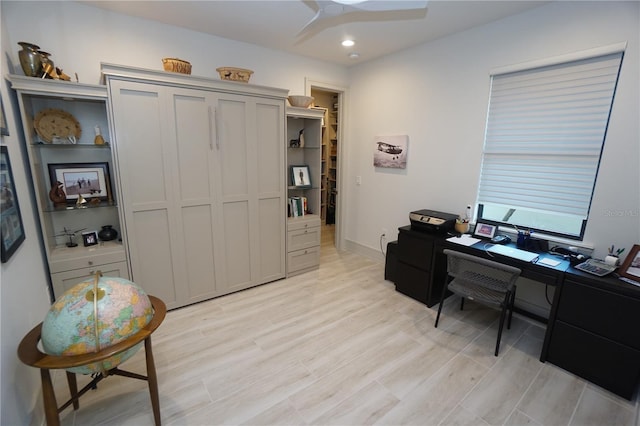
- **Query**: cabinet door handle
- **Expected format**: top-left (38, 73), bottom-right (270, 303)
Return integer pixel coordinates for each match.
top-left (208, 106), bottom-right (219, 150)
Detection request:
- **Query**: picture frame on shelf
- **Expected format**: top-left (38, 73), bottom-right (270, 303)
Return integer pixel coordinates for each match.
top-left (48, 162), bottom-right (112, 204)
top-left (473, 221), bottom-right (497, 240)
top-left (1, 146), bottom-right (26, 262)
top-left (82, 231), bottom-right (99, 247)
top-left (618, 244), bottom-right (640, 282)
top-left (291, 165), bottom-right (311, 188)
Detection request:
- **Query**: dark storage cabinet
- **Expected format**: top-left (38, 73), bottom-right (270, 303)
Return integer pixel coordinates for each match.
top-left (546, 273), bottom-right (640, 400)
top-left (393, 226), bottom-right (447, 307)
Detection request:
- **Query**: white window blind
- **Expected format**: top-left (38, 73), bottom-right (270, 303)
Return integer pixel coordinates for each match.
top-left (478, 51), bottom-right (623, 231)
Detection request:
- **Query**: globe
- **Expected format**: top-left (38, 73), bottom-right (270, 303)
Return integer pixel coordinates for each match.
top-left (41, 275), bottom-right (153, 375)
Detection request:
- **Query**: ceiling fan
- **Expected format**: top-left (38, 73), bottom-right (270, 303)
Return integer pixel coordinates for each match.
top-left (298, 0), bottom-right (429, 37)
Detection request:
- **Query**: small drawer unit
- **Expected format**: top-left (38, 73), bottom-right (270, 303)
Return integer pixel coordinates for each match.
top-left (287, 214), bottom-right (321, 276)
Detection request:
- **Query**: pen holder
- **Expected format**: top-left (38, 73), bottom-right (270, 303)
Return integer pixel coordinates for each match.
top-left (454, 222), bottom-right (469, 234)
top-left (516, 231), bottom-right (530, 249)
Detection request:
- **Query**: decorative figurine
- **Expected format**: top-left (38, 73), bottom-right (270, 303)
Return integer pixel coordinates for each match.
top-left (49, 181), bottom-right (66, 206)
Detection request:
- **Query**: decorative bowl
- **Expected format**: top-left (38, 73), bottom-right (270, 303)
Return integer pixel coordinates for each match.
top-left (288, 95), bottom-right (314, 108)
top-left (162, 58), bottom-right (192, 74)
top-left (216, 67), bottom-right (253, 83)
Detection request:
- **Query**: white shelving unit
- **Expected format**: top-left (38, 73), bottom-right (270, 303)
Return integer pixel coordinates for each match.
top-left (286, 106), bottom-right (324, 276)
top-left (9, 75), bottom-right (129, 300)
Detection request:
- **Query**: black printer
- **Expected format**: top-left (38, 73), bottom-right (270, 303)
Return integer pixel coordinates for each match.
top-left (409, 209), bottom-right (458, 234)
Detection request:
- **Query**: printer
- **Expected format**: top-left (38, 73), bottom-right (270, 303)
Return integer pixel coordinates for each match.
top-left (409, 209), bottom-right (458, 234)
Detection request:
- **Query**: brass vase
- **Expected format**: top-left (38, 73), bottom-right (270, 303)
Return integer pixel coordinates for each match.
top-left (18, 42), bottom-right (42, 77)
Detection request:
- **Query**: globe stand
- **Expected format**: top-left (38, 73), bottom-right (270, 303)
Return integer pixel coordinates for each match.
top-left (18, 296), bottom-right (166, 426)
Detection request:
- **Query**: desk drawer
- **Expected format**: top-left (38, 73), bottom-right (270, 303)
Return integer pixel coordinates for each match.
top-left (397, 232), bottom-right (434, 271)
top-left (557, 278), bottom-right (640, 350)
top-left (547, 321), bottom-right (640, 400)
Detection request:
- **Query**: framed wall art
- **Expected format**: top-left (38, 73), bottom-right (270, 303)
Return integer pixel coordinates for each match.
top-left (291, 165), bottom-right (311, 188)
top-left (48, 162), bottom-right (112, 203)
top-left (1, 146), bottom-right (26, 262)
top-left (373, 135), bottom-right (408, 169)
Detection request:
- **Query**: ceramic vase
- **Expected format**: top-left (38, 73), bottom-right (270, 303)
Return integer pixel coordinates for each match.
top-left (18, 42), bottom-right (42, 77)
top-left (98, 225), bottom-right (118, 241)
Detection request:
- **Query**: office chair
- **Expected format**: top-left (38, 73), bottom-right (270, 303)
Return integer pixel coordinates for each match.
top-left (435, 249), bottom-right (521, 356)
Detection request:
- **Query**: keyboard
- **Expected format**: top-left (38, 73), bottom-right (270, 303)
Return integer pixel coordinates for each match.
top-left (486, 244), bottom-right (539, 262)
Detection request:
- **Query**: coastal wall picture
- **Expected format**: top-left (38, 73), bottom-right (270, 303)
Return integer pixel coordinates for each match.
top-left (373, 135), bottom-right (408, 169)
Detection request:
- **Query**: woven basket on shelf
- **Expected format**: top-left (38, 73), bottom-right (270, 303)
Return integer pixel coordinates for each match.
top-left (162, 58), bottom-right (192, 75)
top-left (216, 67), bottom-right (253, 83)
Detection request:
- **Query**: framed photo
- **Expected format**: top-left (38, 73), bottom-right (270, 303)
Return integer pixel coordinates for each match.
top-left (291, 165), bottom-right (311, 188)
top-left (1, 146), bottom-right (26, 262)
top-left (618, 244), bottom-right (640, 281)
top-left (473, 221), bottom-right (497, 240)
top-left (82, 231), bottom-right (99, 247)
top-left (48, 162), bottom-right (111, 203)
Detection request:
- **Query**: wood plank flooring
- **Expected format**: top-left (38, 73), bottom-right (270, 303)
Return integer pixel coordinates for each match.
top-left (53, 226), bottom-right (639, 425)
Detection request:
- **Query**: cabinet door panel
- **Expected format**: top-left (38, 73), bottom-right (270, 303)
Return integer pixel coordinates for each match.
top-left (222, 201), bottom-right (252, 290)
top-left (131, 209), bottom-right (178, 308)
top-left (110, 83), bottom-right (170, 206)
top-left (173, 93), bottom-right (215, 202)
top-left (259, 197), bottom-right (285, 280)
top-left (182, 205), bottom-right (217, 301)
top-left (218, 98), bottom-right (249, 197)
top-left (256, 102), bottom-right (283, 195)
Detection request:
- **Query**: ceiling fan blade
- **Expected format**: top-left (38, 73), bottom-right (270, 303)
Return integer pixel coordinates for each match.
top-left (347, 1), bottom-right (428, 13)
top-left (297, 0), bottom-right (428, 38)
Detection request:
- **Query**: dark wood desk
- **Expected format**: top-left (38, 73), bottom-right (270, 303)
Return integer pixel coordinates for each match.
top-left (442, 236), bottom-right (640, 400)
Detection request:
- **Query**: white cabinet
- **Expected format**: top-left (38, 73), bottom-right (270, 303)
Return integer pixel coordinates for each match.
top-left (102, 64), bottom-right (287, 310)
top-left (9, 75), bottom-right (129, 300)
top-left (286, 107), bottom-right (324, 276)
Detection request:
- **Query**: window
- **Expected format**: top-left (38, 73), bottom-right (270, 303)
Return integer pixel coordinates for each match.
top-left (477, 46), bottom-right (624, 240)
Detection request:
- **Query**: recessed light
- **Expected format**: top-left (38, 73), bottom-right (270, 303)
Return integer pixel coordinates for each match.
top-left (341, 39), bottom-right (355, 47)
top-left (348, 52), bottom-right (360, 59)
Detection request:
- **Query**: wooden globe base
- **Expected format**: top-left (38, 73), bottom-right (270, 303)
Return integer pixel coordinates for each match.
top-left (18, 296), bottom-right (166, 426)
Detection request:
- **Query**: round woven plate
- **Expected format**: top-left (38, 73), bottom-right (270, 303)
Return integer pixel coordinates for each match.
top-left (34, 108), bottom-right (82, 143)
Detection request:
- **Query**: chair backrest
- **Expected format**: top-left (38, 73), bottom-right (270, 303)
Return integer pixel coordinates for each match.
top-left (443, 249), bottom-right (521, 292)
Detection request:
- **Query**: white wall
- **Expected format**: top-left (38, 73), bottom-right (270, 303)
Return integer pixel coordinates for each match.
top-left (344, 1), bottom-right (639, 263)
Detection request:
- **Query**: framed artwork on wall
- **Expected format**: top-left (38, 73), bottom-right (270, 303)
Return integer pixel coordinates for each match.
top-left (373, 135), bottom-right (408, 169)
top-left (1, 146), bottom-right (26, 262)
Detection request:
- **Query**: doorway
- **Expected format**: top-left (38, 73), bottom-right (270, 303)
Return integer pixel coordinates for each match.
top-left (310, 87), bottom-right (341, 248)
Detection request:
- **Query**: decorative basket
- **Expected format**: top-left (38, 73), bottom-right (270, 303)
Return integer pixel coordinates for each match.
top-left (162, 58), bottom-right (192, 75)
top-left (216, 67), bottom-right (253, 83)
top-left (288, 96), bottom-right (315, 108)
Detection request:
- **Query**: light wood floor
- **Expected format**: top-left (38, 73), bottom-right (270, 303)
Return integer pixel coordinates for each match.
top-left (53, 225), bottom-right (639, 425)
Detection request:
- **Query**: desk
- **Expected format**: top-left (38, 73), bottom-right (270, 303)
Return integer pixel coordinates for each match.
top-left (442, 236), bottom-right (640, 400)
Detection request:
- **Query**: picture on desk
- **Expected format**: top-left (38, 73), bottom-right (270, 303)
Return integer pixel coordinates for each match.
top-left (619, 244), bottom-right (640, 281)
top-left (473, 221), bottom-right (497, 239)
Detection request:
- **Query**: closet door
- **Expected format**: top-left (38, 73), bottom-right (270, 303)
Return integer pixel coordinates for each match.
top-left (215, 94), bottom-right (285, 293)
top-left (108, 81), bottom-right (220, 308)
